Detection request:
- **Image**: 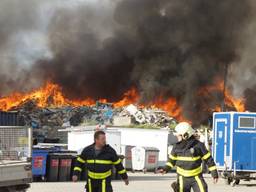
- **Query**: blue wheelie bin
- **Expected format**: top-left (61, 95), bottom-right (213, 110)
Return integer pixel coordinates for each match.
top-left (32, 149), bottom-right (49, 180)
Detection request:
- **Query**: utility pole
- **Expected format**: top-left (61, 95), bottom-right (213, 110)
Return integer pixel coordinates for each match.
top-left (222, 63), bottom-right (228, 112)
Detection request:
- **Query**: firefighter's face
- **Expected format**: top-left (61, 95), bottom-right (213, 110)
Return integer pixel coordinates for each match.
top-left (95, 134), bottom-right (106, 147)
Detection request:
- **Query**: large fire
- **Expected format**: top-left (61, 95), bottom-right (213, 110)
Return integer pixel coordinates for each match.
top-left (198, 79), bottom-right (245, 112)
top-left (0, 82), bottom-right (95, 111)
top-left (0, 82), bottom-right (186, 121)
top-left (148, 97), bottom-right (185, 122)
top-left (0, 79), bottom-right (246, 123)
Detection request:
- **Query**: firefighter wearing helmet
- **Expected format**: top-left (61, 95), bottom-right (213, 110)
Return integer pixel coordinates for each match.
top-left (159, 122), bottom-right (218, 192)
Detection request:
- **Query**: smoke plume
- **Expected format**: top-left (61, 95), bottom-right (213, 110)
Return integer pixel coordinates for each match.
top-left (0, 0), bottom-right (255, 124)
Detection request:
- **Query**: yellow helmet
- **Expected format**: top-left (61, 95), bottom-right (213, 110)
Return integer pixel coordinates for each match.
top-left (174, 122), bottom-right (195, 139)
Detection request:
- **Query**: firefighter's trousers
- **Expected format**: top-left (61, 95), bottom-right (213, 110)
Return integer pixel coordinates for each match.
top-left (177, 174), bottom-right (208, 192)
top-left (85, 178), bottom-right (113, 192)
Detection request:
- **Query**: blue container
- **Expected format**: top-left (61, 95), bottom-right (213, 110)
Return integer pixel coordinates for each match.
top-left (32, 148), bottom-right (74, 177)
top-left (32, 149), bottom-right (51, 177)
top-left (212, 112), bottom-right (256, 172)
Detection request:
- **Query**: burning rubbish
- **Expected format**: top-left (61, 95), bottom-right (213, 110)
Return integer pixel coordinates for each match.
top-left (0, 82), bottom-right (181, 129)
top-left (0, 79), bottom-right (247, 129)
top-left (17, 102), bottom-right (177, 129)
top-left (0, 0), bottom-right (254, 126)
top-left (117, 104), bottom-right (175, 127)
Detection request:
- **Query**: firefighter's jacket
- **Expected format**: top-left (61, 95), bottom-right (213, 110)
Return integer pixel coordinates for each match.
top-left (73, 143), bottom-right (128, 180)
top-left (165, 136), bottom-right (218, 178)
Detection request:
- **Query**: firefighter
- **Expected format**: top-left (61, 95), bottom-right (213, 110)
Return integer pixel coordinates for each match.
top-left (159, 122), bottom-right (218, 192)
top-left (72, 130), bottom-right (129, 192)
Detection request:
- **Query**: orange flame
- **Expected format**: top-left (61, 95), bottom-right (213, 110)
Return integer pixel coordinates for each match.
top-left (198, 79), bottom-right (245, 112)
top-left (149, 97), bottom-right (189, 122)
top-left (0, 82), bottom-right (187, 121)
top-left (0, 79), bottom-right (246, 124)
top-left (0, 82), bottom-right (95, 111)
top-left (113, 89), bottom-right (187, 121)
top-left (113, 88), bottom-right (139, 108)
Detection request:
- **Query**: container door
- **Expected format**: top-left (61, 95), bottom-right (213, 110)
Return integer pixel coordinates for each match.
top-left (107, 131), bottom-right (121, 154)
top-left (251, 138), bottom-right (256, 170)
top-left (214, 119), bottom-right (228, 168)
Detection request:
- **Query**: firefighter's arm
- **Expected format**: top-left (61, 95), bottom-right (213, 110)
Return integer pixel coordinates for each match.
top-left (73, 149), bottom-right (87, 177)
top-left (112, 151), bottom-right (128, 180)
top-left (164, 148), bottom-right (177, 173)
top-left (200, 143), bottom-right (218, 178)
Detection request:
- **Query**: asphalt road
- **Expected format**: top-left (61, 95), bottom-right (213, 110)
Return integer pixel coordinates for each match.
top-left (28, 172), bottom-right (256, 192)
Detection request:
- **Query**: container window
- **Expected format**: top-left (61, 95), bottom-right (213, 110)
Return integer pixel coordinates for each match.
top-left (239, 117), bottom-right (255, 129)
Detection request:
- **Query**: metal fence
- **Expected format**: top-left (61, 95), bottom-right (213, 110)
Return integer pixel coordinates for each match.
top-left (0, 111), bottom-right (25, 126)
top-left (0, 126), bottom-right (32, 161)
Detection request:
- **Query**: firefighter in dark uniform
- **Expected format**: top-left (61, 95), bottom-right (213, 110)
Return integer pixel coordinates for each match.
top-left (159, 122), bottom-right (218, 192)
top-left (72, 130), bottom-right (129, 192)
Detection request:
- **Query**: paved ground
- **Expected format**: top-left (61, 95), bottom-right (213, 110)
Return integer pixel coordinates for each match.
top-left (28, 172), bottom-right (256, 192)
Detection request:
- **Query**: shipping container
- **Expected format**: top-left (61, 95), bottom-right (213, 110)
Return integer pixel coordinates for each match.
top-left (66, 127), bottom-right (122, 154)
top-left (65, 126), bottom-right (177, 167)
top-left (113, 127), bottom-right (176, 166)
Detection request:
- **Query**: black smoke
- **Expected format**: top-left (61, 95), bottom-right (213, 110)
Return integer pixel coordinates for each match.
top-left (35, 0), bottom-right (251, 123)
top-left (0, 0), bottom-right (254, 124)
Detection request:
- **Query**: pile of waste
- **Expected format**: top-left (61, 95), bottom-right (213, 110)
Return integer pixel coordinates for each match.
top-left (16, 100), bottom-right (177, 129)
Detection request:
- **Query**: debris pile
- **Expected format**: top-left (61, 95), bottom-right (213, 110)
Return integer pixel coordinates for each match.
top-left (15, 101), bottom-right (177, 129)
